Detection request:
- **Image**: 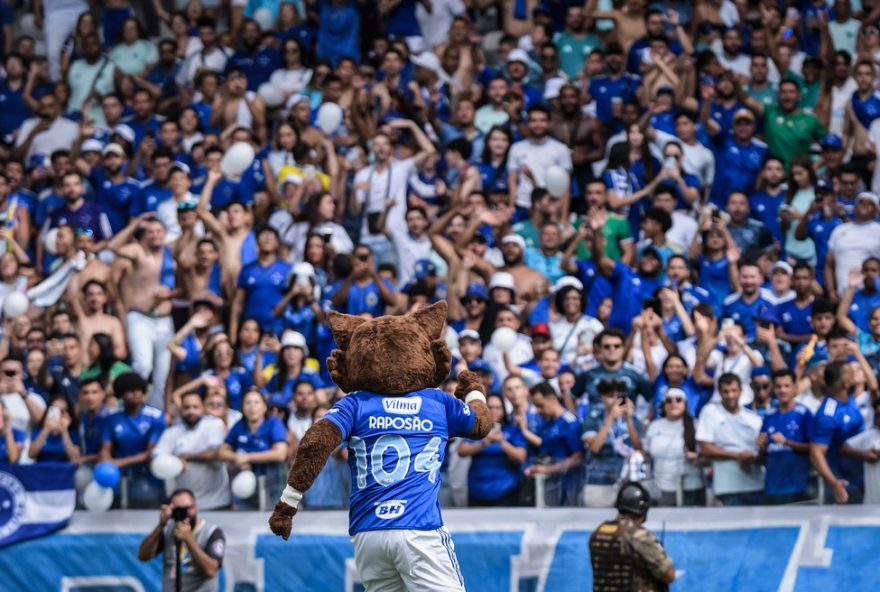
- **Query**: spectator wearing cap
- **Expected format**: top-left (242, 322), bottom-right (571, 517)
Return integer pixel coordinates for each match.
top-left (230, 225), bottom-right (291, 338)
top-left (548, 284), bottom-right (603, 366)
top-left (453, 329), bottom-right (483, 374)
top-left (468, 358), bottom-right (499, 395)
top-left (328, 244), bottom-right (397, 317)
top-left (697, 373), bottom-right (764, 506)
top-left (792, 178), bottom-right (844, 290)
top-left (745, 367), bottom-right (777, 417)
top-left (810, 360), bottom-right (865, 504)
top-left (409, 51), bottom-right (453, 121)
top-left (274, 262), bottom-right (323, 343)
top-left (757, 368), bottom-right (813, 504)
top-left (507, 104), bottom-right (572, 218)
top-left (449, 282), bottom-right (488, 333)
top-left (819, 134), bottom-right (845, 181)
top-left (156, 163), bottom-right (200, 244)
top-left (100, 372), bottom-right (166, 507)
top-left (504, 49), bottom-right (541, 108)
top-left (487, 271), bottom-right (516, 307)
top-left (260, 330), bottom-right (322, 403)
top-left (496, 234), bottom-right (541, 300)
top-left (405, 259), bottom-right (446, 303)
top-left (152, 391), bottom-right (231, 510)
top-left (707, 108), bottom-right (768, 210)
top-left (741, 79), bottom-right (826, 168)
top-left (764, 260), bottom-right (795, 306)
top-left (826, 191), bottom-right (880, 298)
top-left (646, 386), bottom-right (705, 506)
top-left (523, 382), bottom-right (583, 507)
top-left (219, 387), bottom-right (288, 509)
top-left (76, 141), bottom-right (140, 234)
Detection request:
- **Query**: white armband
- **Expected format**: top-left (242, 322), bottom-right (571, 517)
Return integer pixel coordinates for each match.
top-left (464, 391), bottom-right (486, 405)
top-left (280, 485), bottom-right (303, 507)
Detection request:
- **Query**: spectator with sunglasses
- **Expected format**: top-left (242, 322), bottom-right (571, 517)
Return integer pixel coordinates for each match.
top-left (329, 244), bottom-right (397, 317)
top-left (645, 387), bottom-right (704, 506)
top-left (745, 367), bottom-right (778, 418)
top-left (572, 328), bottom-right (653, 411)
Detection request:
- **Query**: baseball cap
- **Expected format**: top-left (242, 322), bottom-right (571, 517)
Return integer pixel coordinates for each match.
top-left (543, 77), bottom-right (566, 101)
top-left (770, 261), bottom-right (793, 275)
top-left (816, 178), bottom-right (833, 193)
top-left (113, 124), bottom-right (136, 144)
top-left (507, 48), bottom-right (530, 65)
top-left (458, 329), bottom-right (481, 343)
top-left (857, 191), bottom-right (880, 207)
top-left (641, 245), bottom-right (663, 261)
top-left (169, 161), bottom-right (191, 176)
top-left (531, 322), bottom-right (551, 339)
top-left (267, 393), bottom-right (289, 410)
top-left (821, 134), bottom-right (843, 150)
top-left (82, 139), bottom-right (105, 153)
top-left (463, 282), bottom-right (489, 302)
top-left (292, 261), bottom-right (316, 278)
top-left (733, 108), bottom-right (755, 122)
top-left (410, 52), bottom-right (452, 84)
top-left (500, 234), bottom-right (526, 251)
top-left (664, 387), bottom-right (687, 401)
top-left (280, 330), bottom-right (309, 356)
top-left (102, 143), bottom-right (126, 157)
top-left (413, 259), bottom-right (436, 280)
top-left (750, 366), bottom-right (772, 379)
top-left (489, 272), bottom-right (516, 292)
top-left (551, 276), bottom-right (584, 294)
top-left (468, 358), bottom-right (494, 375)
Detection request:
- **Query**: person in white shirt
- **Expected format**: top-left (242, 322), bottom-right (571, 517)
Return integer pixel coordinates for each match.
top-left (352, 119), bottom-right (437, 268)
top-left (843, 398), bottom-right (880, 504)
top-left (35, 0), bottom-right (89, 81)
top-left (0, 358), bottom-right (46, 438)
top-left (826, 192), bottom-right (880, 297)
top-left (645, 388), bottom-right (705, 506)
top-left (650, 112), bottom-right (715, 190)
top-left (507, 104), bottom-right (572, 213)
top-left (716, 28), bottom-right (751, 79)
top-left (416, 0), bottom-right (467, 50)
top-left (177, 17), bottom-right (230, 88)
top-left (156, 164), bottom-right (202, 243)
top-left (14, 94), bottom-right (80, 166)
top-left (696, 373), bottom-right (764, 505)
top-left (377, 203), bottom-right (433, 289)
top-left (153, 391), bottom-right (230, 510)
top-left (483, 307), bottom-right (533, 383)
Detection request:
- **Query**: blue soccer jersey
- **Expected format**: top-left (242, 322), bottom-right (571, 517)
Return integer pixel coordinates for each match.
top-left (323, 388), bottom-right (476, 535)
top-left (761, 404), bottom-right (812, 496)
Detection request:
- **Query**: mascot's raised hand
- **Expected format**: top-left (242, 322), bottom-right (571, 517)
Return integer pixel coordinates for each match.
top-left (267, 301), bottom-right (491, 591)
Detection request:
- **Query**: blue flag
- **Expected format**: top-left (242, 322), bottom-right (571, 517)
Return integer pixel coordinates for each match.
top-left (0, 463), bottom-right (76, 548)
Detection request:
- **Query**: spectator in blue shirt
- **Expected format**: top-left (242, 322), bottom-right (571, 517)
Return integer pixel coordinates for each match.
top-left (202, 336), bottom-right (253, 412)
top-left (0, 54), bottom-right (32, 138)
top-left (226, 19), bottom-right (282, 91)
top-left (840, 258), bottom-right (880, 335)
top-left (261, 330), bottom-right (322, 403)
top-left (28, 395), bottom-right (81, 462)
top-left (219, 388), bottom-right (288, 509)
top-left (329, 244), bottom-right (397, 316)
top-left (589, 43), bottom-right (641, 133)
top-left (523, 382), bottom-right (584, 507)
top-left (573, 327), bottom-right (653, 407)
top-left (457, 393), bottom-right (527, 506)
top-left (231, 225), bottom-right (292, 337)
top-left (722, 261), bottom-right (777, 341)
top-left (708, 108), bottom-right (767, 208)
top-left (77, 377), bottom-right (110, 462)
top-left (759, 369), bottom-right (812, 504)
top-left (0, 400), bottom-right (24, 463)
top-left (100, 372), bottom-right (165, 507)
top-left (748, 156), bottom-right (787, 245)
top-left (581, 378), bottom-right (643, 507)
top-left (810, 360), bottom-right (865, 504)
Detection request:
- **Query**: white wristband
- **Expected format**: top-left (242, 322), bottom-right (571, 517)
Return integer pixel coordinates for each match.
top-left (280, 485), bottom-right (303, 507)
top-left (464, 391), bottom-right (486, 405)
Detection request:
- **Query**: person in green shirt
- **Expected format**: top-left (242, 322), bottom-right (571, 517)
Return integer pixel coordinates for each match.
top-left (742, 79), bottom-right (826, 168)
top-left (554, 6), bottom-right (603, 81)
top-left (573, 180), bottom-right (634, 262)
top-left (81, 333), bottom-right (133, 385)
top-left (744, 55), bottom-right (778, 108)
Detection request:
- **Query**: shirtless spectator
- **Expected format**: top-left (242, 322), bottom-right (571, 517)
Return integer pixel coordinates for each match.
top-left (498, 234), bottom-right (545, 307)
top-left (210, 68), bottom-right (267, 144)
top-left (74, 280), bottom-right (127, 361)
top-left (197, 169), bottom-right (254, 291)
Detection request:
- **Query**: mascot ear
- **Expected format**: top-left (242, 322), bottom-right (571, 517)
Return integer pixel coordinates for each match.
top-left (411, 301), bottom-right (448, 339)
top-left (328, 311), bottom-right (368, 349)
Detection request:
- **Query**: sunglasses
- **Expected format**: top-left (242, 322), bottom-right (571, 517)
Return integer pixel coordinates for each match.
top-left (664, 396), bottom-right (684, 404)
top-left (206, 401), bottom-right (225, 409)
top-left (751, 382), bottom-right (771, 391)
top-left (602, 343), bottom-right (623, 350)
top-left (464, 297), bottom-right (486, 305)
top-left (355, 253), bottom-right (370, 262)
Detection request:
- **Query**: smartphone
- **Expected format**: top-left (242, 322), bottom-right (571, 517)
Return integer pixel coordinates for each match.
top-left (492, 422), bottom-right (502, 431)
top-left (47, 406), bottom-right (61, 421)
top-left (663, 156), bottom-right (677, 169)
top-left (721, 318), bottom-right (735, 331)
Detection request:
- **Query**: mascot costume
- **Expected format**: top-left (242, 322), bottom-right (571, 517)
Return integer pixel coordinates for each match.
top-left (268, 301), bottom-right (492, 591)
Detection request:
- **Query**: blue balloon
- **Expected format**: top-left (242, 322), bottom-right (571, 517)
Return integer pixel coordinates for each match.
top-left (93, 462), bottom-right (120, 488)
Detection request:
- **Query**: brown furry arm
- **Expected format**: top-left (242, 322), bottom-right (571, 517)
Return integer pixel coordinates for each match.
top-left (268, 420), bottom-right (343, 540)
top-left (454, 369), bottom-right (493, 440)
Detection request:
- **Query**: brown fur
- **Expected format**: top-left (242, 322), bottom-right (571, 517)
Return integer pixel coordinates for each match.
top-left (268, 301), bottom-right (487, 538)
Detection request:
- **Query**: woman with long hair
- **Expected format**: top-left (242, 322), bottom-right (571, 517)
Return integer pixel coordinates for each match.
top-left (81, 332), bottom-right (132, 384)
top-left (59, 12), bottom-right (99, 79)
top-left (265, 122), bottom-right (302, 180)
top-left (605, 123), bottom-right (661, 235)
top-left (258, 331), bottom-right (321, 401)
top-left (645, 388), bottom-right (705, 506)
top-left (477, 125), bottom-right (512, 196)
top-left (109, 17), bottom-right (157, 77)
top-left (269, 38), bottom-right (313, 99)
top-left (202, 335), bottom-right (253, 412)
top-left (782, 156), bottom-right (817, 263)
top-left (29, 395), bottom-right (81, 463)
top-left (178, 107), bottom-right (204, 152)
top-left (303, 234), bottom-right (331, 289)
top-left (457, 393), bottom-right (527, 506)
top-left (219, 388), bottom-right (288, 509)
top-left (281, 192), bottom-right (353, 259)
top-left (549, 285), bottom-right (604, 365)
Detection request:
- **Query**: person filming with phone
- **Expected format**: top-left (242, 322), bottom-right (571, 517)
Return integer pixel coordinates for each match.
top-left (138, 488), bottom-right (226, 592)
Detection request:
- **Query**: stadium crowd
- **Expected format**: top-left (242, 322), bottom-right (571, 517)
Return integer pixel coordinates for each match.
top-left (1, 0), bottom-right (880, 511)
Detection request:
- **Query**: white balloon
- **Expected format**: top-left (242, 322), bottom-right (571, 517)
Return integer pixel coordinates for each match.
top-left (445, 327), bottom-right (459, 351)
top-left (83, 481), bottom-right (114, 511)
top-left (544, 165), bottom-right (570, 197)
top-left (151, 454), bottom-right (184, 480)
top-left (43, 228), bottom-right (59, 255)
top-left (74, 464), bottom-right (93, 492)
top-left (231, 470), bottom-right (257, 499)
top-left (490, 327), bottom-right (519, 353)
top-left (3, 292), bottom-right (28, 318)
top-left (220, 142), bottom-right (256, 178)
top-left (253, 7), bottom-right (275, 31)
top-left (316, 102), bottom-right (343, 134)
top-left (258, 82), bottom-right (285, 108)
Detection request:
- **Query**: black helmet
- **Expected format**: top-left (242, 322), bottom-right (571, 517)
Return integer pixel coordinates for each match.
top-left (616, 481), bottom-right (650, 516)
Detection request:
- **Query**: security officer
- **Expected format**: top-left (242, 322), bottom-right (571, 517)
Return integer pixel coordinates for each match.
top-left (588, 481), bottom-right (675, 591)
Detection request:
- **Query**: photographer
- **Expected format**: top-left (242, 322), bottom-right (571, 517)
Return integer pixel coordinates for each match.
top-left (137, 488), bottom-right (225, 592)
